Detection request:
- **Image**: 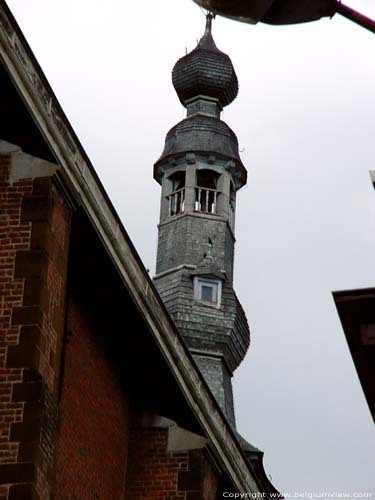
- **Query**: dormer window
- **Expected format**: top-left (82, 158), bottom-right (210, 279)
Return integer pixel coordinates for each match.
top-left (201, 283), bottom-right (216, 302)
top-left (194, 277), bottom-right (222, 308)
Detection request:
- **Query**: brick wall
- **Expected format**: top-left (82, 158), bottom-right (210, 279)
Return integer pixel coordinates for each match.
top-left (53, 298), bottom-right (131, 499)
top-left (0, 148), bottom-right (71, 499)
top-left (178, 449), bottom-right (219, 500)
top-left (125, 426), bottom-right (188, 500)
top-left (125, 426), bottom-right (219, 500)
top-left (0, 153), bottom-right (32, 499)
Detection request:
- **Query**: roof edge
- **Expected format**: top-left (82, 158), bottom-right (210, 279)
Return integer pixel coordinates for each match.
top-left (332, 287), bottom-right (375, 302)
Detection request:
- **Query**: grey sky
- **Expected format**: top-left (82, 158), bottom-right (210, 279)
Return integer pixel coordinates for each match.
top-left (7, 0), bottom-right (375, 496)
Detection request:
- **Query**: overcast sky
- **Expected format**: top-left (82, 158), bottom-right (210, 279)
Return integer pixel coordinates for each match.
top-left (7, 0), bottom-right (375, 496)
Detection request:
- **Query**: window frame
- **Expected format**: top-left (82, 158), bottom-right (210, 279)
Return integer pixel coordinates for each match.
top-left (193, 277), bottom-right (222, 308)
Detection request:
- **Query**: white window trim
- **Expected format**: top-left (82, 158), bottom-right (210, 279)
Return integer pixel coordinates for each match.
top-left (193, 277), bottom-right (222, 309)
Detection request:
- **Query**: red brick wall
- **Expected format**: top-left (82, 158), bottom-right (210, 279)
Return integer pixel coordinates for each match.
top-left (125, 427), bottom-right (219, 500)
top-left (202, 457), bottom-right (218, 500)
top-left (0, 149), bottom-right (71, 499)
top-left (53, 299), bottom-right (131, 499)
top-left (0, 153), bottom-right (32, 499)
top-left (178, 449), bottom-right (219, 500)
top-left (125, 427), bottom-right (188, 500)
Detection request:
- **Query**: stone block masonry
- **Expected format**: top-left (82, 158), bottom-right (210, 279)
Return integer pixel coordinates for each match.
top-left (156, 213), bottom-right (235, 282)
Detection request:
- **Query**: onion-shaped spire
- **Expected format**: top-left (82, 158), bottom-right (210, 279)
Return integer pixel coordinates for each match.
top-left (172, 13), bottom-right (238, 110)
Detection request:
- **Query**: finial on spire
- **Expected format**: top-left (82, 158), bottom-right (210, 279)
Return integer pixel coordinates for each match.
top-left (205, 11), bottom-right (215, 35)
top-left (198, 11), bottom-right (217, 50)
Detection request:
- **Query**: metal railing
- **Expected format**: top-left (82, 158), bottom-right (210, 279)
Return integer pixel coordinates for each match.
top-left (167, 187), bottom-right (185, 216)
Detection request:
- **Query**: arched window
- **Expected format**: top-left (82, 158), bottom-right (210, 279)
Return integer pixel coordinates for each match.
top-left (170, 171), bottom-right (185, 191)
top-left (167, 171), bottom-right (185, 216)
top-left (196, 170), bottom-right (218, 190)
top-left (195, 169), bottom-right (219, 214)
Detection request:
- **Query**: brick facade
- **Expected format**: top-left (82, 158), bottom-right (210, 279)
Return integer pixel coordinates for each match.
top-left (0, 153), bottom-right (33, 499)
top-left (53, 299), bottom-right (131, 499)
top-left (126, 427), bottom-right (188, 500)
top-left (0, 148), bottom-right (71, 499)
top-left (125, 426), bottom-right (218, 500)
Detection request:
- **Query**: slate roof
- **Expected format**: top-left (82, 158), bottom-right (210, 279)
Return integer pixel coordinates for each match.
top-left (192, 255), bottom-right (227, 280)
top-left (172, 13), bottom-right (238, 109)
top-left (157, 113), bottom-right (242, 165)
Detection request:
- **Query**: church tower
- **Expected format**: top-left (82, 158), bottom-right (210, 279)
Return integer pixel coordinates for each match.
top-left (153, 14), bottom-right (250, 429)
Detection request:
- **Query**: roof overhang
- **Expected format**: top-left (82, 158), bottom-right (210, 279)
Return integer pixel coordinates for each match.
top-left (192, 0), bottom-right (336, 25)
top-left (333, 288), bottom-right (375, 422)
top-left (192, 0), bottom-right (375, 34)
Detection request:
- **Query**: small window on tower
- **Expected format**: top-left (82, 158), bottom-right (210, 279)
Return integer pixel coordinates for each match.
top-left (201, 285), bottom-right (214, 302)
top-left (194, 278), bottom-right (222, 308)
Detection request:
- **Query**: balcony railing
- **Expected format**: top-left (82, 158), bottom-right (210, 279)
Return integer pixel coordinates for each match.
top-left (166, 187), bottom-right (220, 217)
top-left (167, 187), bottom-right (185, 216)
top-left (195, 187), bottom-right (217, 214)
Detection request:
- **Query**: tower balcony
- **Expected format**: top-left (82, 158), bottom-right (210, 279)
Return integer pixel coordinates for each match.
top-left (194, 186), bottom-right (217, 214)
top-left (166, 186), bottom-right (220, 218)
top-left (165, 184), bottom-right (236, 232)
top-left (167, 187), bottom-right (185, 216)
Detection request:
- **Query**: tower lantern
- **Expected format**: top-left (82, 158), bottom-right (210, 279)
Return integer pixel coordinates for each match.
top-left (153, 14), bottom-right (250, 428)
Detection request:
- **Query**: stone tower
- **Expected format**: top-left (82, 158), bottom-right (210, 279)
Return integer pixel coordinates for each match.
top-left (154, 14), bottom-right (250, 428)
